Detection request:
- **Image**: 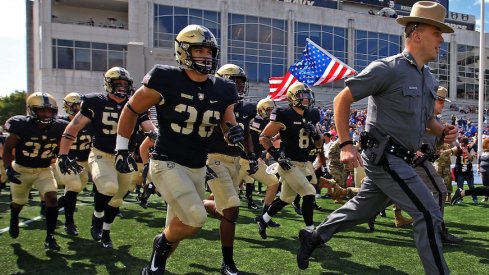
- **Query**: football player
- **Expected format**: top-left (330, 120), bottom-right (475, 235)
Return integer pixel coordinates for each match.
top-left (246, 98), bottom-right (280, 226)
top-left (53, 92), bottom-right (93, 236)
top-left (115, 24), bottom-right (244, 275)
top-left (3, 92), bottom-right (68, 250)
top-left (57, 67), bottom-right (155, 248)
top-left (200, 64), bottom-right (258, 274)
top-left (255, 82), bottom-right (323, 239)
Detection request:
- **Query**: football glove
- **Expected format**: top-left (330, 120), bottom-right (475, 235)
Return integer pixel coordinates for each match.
top-left (115, 150), bottom-right (138, 173)
top-left (58, 155), bottom-right (84, 175)
top-left (267, 147), bottom-right (293, 171)
top-left (205, 166), bottom-right (218, 182)
top-left (247, 153), bottom-right (259, 175)
top-left (304, 122), bottom-right (321, 141)
top-left (226, 123), bottom-right (245, 145)
top-left (6, 166), bottom-right (21, 184)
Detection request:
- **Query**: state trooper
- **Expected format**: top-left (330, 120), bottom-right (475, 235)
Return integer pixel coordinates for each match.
top-left (296, 2), bottom-right (458, 274)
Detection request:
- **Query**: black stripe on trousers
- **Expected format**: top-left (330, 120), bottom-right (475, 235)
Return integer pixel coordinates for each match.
top-left (382, 161), bottom-right (445, 275)
top-left (421, 163), bottom-right (443, 210)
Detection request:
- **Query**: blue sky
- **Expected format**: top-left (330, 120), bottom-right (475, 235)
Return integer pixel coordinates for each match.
top-left (0, 0), bottom-right (488, 97)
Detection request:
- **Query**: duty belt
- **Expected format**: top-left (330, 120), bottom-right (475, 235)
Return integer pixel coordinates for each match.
top-left (360, 130), bottom-right (415, 165)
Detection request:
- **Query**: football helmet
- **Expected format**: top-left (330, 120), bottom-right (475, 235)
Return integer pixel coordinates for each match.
top-left (286, 82), bottom-right (314, 109)
top-left (216, 64), bottom-right (249, 100)
top-left (175, 24), bottom-right (220, 74)
top-left (63, 92), bottom-right (82, 116)
top-left (104, 67), bottom-right (133, 99)
top-left (256, 98), bottom-right (275, 119)
top-left (26, 92), bottom-right (58, 125)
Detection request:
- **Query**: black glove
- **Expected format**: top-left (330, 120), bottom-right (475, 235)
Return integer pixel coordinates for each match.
top-left (205, 165), bottom-right (218, 181)
top-left (6, 166), bottom-right (21, 184)
top-left (115, 150), bottom-right (138, 173)
top-left (58, 155), bottom-right (84, 175)
top-left (142, 163), bottom-right (149, 184)
top-left (226, 124), bottom-right (245, 145)
top-left (247, 153), bottom-right (259, 175)
top-left (268, 147), bottom-right (293, 171)
top-left (304, 122), bottom-right (320, 141)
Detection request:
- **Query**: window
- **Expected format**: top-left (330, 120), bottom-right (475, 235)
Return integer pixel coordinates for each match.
top-left (229, 14), bottom-right (287, 82)
top-left (354, 30), bottom-right (401, 72)
top-left (52, 39), bottom-right (127, 71)
top-left (154, 4), bottom-right (221, 49)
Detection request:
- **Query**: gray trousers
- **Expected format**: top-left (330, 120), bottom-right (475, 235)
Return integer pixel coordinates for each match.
top-left (314, 152), bottom-right (449, 275)
top-left (416, 161), bottom-right (448, 217)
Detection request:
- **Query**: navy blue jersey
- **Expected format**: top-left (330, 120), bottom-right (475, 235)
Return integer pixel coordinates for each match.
top-left (5, 115), bottom-right (68, 168)
top-left (208, 101), bottom-right (256, 157)
top-left (270, 106), bottom-right (320, 162)
top-left (142, 65), bottom-right (238, 168)
top-left (58, 115), bottom-right (94, 161)
top-left (80, 93), bottom-right (149, 154)
top-left (249, 115), bottom-right (268, 156)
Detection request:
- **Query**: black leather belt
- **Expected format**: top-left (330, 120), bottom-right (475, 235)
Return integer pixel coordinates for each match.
top-left (360, 131), bottom-right (414, 165)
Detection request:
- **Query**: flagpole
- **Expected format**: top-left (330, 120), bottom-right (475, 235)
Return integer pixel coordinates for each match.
top-left (478, 0), bottom-right (485, 150)
top-left (306, 38), bottom-right (357, 73)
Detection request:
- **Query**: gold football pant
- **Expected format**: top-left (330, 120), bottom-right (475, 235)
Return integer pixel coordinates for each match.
top-left (207, 153), bottom-right (241, 215)
top-left (88, 148), bottom-right (133, 208)
top-left (149, 159), bottom-right (207, 228)
top-left (10, 162), bottom-right (57, 205)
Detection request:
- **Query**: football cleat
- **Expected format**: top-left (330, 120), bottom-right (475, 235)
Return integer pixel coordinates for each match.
top-left (90, 215), bottom-right (103, 241)
top-left (9, 216), bottom-right (19, 239)
top-left (291, 202), bottom-right (302, 215)
top-left (450, 188), bottom-right (463, 205)
top-left (220, 261), bottom-right (239, 275)
top-left (254, 215), bottom-right (268, 239)
top-left (142, 234), bottom-right (172, 275)
top-left (267, 219), bottom-right (280, 228)
top-left (312, 201), bottom-right (322, 210)
top-left (247, 200), bottom-right (258, 210)
top-left (101, 230), bottom-right (113, 248)
top-left (64, 223), bottom-right (79, 236)
top-left (44, 234), bottom-right (61, 251)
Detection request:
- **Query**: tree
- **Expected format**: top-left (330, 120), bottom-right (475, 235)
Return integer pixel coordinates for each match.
top-left (0, 91), bottom-right (26, 126)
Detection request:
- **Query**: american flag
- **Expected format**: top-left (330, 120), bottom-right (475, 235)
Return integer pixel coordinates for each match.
top-left (268, 39), bottom-right (356, 101)
top-left (268, 72), bottom-right (297, 101)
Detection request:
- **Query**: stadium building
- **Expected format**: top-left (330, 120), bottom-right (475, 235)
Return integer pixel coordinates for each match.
top-left (28, 0), bottom-right (487, 113)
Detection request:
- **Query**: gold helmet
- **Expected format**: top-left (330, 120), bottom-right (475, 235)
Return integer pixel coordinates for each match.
top-left (286, 82), bottom-right (314, 109)
top-left (175, 24), bottom-right (220, 74)
top-left (257, 98), bottom-right (275, 119)
top-left (63, 92), bottom-right (82, 116)
top-left (216, 64), bottom-right (249, 100)
top-left (104, 67), bottom-right (133, 99)
top-left (26, 92), bottom-right (58, 125)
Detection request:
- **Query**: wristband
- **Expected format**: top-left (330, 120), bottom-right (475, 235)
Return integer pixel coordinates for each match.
top-left (339, 140), bottom-right (354, 149)
top-left (115, 134), bottom-right (130, 150)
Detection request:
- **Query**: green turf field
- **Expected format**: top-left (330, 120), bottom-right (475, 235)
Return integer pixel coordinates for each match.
top-left (0, 185), bottom-right (488, 275)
